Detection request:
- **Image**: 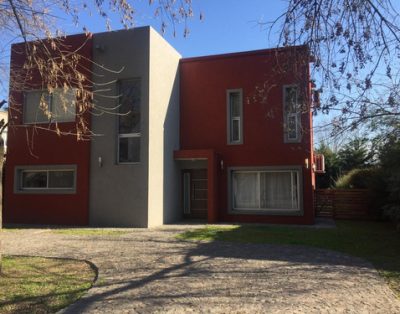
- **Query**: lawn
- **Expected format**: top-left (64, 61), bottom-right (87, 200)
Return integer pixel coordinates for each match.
top-left (0, 256), bottom-right (97, 313)
top-left (178, 221), bottom-right (400, 297)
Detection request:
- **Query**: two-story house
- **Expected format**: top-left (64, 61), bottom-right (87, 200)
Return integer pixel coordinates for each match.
top-left (3, 26), bottom-right (317, 227)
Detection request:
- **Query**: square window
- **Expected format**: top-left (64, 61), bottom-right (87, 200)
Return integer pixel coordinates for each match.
top-left (119, 136), bottom-right (140, 163)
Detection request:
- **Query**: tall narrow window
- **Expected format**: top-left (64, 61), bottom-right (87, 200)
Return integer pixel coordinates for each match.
top-left (118, 79), bottom-right (141, 163)
top-left (283, 85), bottom-right (301, 142)
top-left (227, 89), bottom-right (243, 144)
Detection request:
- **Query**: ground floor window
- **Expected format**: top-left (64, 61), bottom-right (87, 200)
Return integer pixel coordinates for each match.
top-left (232, 169), bottom-right (300, 212)
top-left (15, 166), bottom-right (76, 193)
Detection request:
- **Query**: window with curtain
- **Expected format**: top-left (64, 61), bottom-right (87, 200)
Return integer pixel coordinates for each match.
top-left (118, 78), bottom-right (141, 163)
top-left (24, 89), bottom-right (76, 124)
top-left (232, 170), bottom-right (300, 211)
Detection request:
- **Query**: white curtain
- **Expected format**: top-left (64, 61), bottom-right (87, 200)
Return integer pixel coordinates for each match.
top-left (233, 171), bottom-right (299, 210)
top-left (261, 172), bottom-right (295, 209)
top-left (233, 172), bottom-right (259, 209)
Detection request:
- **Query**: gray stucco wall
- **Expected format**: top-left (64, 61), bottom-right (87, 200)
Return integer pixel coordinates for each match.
top-left (89, 27), bottom-right (150, 227)
top-left (148, 28), bottom-right (181, 226)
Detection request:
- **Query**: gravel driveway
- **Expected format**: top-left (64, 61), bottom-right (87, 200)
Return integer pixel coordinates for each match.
top-left (2, 226), bottom-right (400, 313)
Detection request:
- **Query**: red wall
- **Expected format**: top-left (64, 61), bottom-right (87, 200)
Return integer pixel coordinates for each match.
top-left (4, 34), bottom-right (92, 225)
top-left (180, 47), bottom-right (315, 224)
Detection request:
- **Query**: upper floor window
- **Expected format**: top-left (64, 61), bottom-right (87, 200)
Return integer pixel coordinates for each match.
top-left (227, 89), bottom-right (243, 145)
top-left (283, 85), bottom-right (301, 143)
top-left (23, 89), bottom-right (76, 124)
top-left (118, 79), bottom-right (141, 163)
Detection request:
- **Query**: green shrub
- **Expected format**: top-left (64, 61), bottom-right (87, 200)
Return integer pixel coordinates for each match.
top-left (335, 168), bottom-right (383, 189)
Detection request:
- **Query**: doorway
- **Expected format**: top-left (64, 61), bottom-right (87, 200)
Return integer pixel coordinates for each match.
top-left (182, 169), bottom-right (208, 219)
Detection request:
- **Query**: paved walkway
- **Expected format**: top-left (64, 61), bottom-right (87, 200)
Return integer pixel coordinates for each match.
top-left (2, 226), bottom-right (400, 313)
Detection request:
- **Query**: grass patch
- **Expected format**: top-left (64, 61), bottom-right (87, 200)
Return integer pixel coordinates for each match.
top-left (0, 256), bottom-right (97, 313)
top-left (52, 229), bottom-right (130, 236)
top-left (178, 221), bottom-right (400, 297)
top-left (1, 228), bottom-right (24, 233)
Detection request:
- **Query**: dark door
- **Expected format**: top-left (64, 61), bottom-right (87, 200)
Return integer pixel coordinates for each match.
top-left (182, 169), bottom-right (208, 219)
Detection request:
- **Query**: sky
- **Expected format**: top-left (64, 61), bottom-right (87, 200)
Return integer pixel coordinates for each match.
top-left (0, 0), bottom-right (334, 139)
top-left (72, 0), bottom-right (286, 57)
top-left (1, 0), bottom-right (289, 104)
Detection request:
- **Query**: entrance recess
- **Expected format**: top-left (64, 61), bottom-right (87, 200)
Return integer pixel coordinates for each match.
top-left (182, 169), bottom-right (208, 219)
top-left (174, 149), bottom-right (218, 223)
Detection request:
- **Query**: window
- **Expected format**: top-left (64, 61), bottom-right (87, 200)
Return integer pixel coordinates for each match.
top-left (24, 91), bottom-right (50, 123)
top-left (231, 169), bottom-right (300, 212)
top-left (227, 89), bottom-right (243, 144)
top-left (283, 85), bottom-right (301, 142)
top-left (24, 89), bottom-right (76, 124)
top-left (51, 89), bottom-right (77, 122)
top-left (118, 79), bottom-right (141, 163)
top-left (16, 167), bottom-right (76, 192)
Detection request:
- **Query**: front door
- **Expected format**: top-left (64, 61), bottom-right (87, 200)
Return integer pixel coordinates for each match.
top-left (182, 169), bottom-right (208, 219)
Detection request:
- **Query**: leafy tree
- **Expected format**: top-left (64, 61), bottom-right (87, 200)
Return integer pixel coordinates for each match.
top-left (337, 137), bottom-right (375, 173)
top-left (379, 137), bottom-right (400, 228)
top-left (315, 142), bottom-right (341, 188)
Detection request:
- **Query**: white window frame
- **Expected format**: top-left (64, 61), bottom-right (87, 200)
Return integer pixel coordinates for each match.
top-left (23, 89), bottom-right (76, 124)
top-left (283, 85), bottom-right (301, 143)
top-left (227, 89), bottom-right (243, 145)
top-left (117, 78), bottom-right (141, 164)
top-left (228, 166), bottom-right (303, 216)
top-left (15, 165), bottom-right (77, 194)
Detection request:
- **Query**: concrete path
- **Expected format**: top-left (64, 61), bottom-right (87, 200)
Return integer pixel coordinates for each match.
top-left (2, 226), bottom-right (400, 313)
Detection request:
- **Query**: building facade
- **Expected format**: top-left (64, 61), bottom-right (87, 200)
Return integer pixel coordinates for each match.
top-left (4, 26), bottom-right (317, 227)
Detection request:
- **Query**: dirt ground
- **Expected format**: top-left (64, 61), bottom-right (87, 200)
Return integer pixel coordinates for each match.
top-left (2, 226), bottom-right (400, 313)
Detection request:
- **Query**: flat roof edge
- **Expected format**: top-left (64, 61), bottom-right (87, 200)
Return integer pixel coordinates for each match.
top-left (180, 45), bottom-right (309, 63)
